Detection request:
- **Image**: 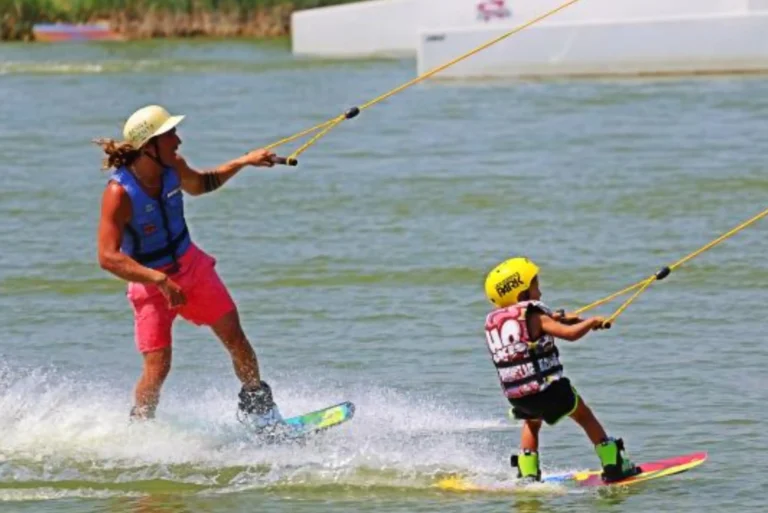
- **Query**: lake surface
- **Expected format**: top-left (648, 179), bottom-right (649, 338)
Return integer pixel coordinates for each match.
top-left (1, 38), bottom-right (767, 512)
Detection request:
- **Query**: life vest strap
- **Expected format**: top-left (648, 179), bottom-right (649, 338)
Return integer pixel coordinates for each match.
top-left (495, 345), bottom-right (559, 368)
top-left (133, 226), bottom-right (189, 265)
top-left (503, 364), bottom-right (563, 389)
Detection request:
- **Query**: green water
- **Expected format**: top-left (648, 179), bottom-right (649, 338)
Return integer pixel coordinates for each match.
top-left (1, 38), bottom-right (767, 512)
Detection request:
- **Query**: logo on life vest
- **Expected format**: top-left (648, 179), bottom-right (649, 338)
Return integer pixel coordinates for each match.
top-left (495, 272), bottom-right (524, 297)
top-left (142, 223), bottom-right (157, 235)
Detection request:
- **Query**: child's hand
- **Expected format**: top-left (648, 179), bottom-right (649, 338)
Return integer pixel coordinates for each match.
top-left (589, 317), bottom-right (608, 330)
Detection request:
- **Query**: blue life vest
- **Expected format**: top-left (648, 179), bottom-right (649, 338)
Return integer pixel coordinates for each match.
top-left (110, 166), bottom-right (192, 270)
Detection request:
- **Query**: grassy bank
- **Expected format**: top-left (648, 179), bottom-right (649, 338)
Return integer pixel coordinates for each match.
top-left (0, 0), bottom-right (361, 41)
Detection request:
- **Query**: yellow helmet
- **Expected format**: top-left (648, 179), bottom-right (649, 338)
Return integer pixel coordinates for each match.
top-left (484, 257), bottom-right (540, 307)
top-left (123, 105), bottom-right (185, 149)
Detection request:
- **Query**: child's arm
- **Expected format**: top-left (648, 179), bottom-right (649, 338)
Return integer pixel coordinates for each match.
top-left (552, 310), bottom-right (584, 325)
top-left (530, 311), bottom-right (606, 342)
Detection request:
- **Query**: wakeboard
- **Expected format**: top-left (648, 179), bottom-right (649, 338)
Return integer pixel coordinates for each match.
top-left (247, 401), bottom-right (356, 443)
top-left (436, 451), bottom-right (707, 492)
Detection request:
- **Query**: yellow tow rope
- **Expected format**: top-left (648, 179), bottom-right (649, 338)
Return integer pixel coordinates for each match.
top-left (264, 0), bottom-right (582, 165)
top-left (257, 0), bottom-right (764, 329)
top-left (573, 205), bottom-right (768, 328)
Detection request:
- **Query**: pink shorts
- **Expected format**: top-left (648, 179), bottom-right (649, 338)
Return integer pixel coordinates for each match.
top-left (126, 244), bottom-right (237, 353)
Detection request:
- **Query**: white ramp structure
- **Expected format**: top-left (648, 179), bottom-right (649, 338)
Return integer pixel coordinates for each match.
top-left (292, 0), bottom-right (768, 78)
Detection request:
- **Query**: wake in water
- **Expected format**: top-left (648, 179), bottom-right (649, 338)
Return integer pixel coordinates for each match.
top-left (0, 363), bottom-right (576, 500)
top-left (0, 57), bottom-right (395, 76)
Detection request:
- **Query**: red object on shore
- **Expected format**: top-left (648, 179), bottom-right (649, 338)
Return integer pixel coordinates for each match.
top-left (32, 22), bottom-right (123, 42)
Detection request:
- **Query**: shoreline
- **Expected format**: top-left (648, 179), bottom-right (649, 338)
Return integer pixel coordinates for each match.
top-left (1, 2), bottom-right (355, 42)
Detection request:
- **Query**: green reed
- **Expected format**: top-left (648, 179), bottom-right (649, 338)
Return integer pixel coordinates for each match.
top-left (0, 0), bottom-right (362, 40)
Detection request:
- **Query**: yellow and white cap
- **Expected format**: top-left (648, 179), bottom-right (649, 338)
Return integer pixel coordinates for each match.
top-left (123, 105), bottom-right (185, 149)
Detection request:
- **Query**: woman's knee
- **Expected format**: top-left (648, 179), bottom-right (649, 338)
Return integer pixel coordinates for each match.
top-left (142, 347), bottom-right (172, 382)
top-left (213, 310), bottom-right (250, 347)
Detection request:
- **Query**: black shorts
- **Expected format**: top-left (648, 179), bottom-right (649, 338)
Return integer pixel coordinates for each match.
top-left (508, 378), bottom-right (579, 426)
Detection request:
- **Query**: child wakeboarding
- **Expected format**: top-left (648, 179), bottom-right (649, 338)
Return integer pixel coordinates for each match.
top-left (483, 257), bottom-right (641, 483)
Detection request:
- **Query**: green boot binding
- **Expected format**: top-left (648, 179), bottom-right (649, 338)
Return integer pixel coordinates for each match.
top-left (510, 450), bottom-right (541, 482)
top-left (595, 437), bottom-right (641, 483)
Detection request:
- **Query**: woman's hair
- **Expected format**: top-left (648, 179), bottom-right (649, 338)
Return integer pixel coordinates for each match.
top-left (92, 138), bottom-right (141, 170)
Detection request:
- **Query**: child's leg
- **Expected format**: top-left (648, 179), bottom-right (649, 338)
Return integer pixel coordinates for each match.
top-left (568, 397), bottom-right (607, 445)
top-left (569, 396), bottom-right (638, 481)
top-left (520, 419), bottom-right (542, 451)
top-left (512, 419), bottom-right (543, 480)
